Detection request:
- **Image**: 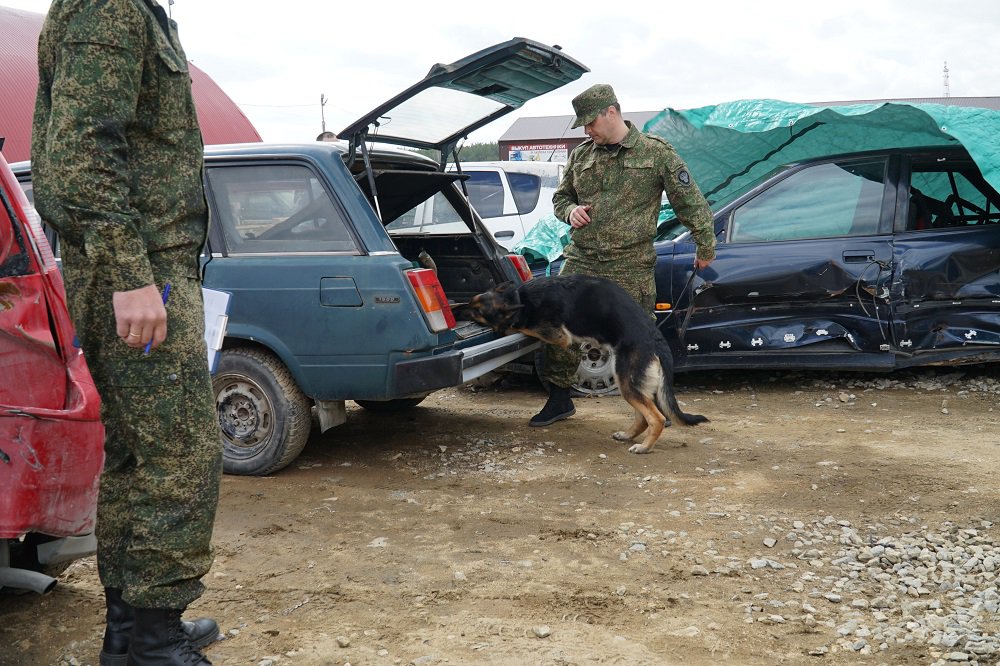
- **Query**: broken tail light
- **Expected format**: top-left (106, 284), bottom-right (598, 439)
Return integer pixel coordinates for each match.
top-left (405, 268), bottom-right (456, 332)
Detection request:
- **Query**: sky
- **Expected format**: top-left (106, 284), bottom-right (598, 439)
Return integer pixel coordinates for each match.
top-left (5, 0), bottom-right (999, 146)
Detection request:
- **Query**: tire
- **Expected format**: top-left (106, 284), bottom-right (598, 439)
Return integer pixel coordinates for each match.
top-left (213, 347), bottom-right (312, 476)
top-left (533, 345), bottom-right (620, 396)
top-left (354, 397), bottom-right (427, 412)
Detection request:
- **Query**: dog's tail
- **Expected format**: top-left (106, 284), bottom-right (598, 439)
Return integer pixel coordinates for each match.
top-left (654, 340), bottom-right (708, 427)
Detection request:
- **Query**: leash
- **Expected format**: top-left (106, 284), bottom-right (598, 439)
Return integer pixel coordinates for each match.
top-left (675, 266), bottom-right (699, 345)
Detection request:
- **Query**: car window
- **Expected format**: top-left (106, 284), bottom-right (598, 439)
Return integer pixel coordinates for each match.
top-left (908, 160), bottom-right (1000, 230)
top-left (17, 178), bottom-right (33, 206)
top-left (464, 171), bottom-right (505, 218)
top-left (206, 164), bottom-right (358, 254)
top-left (508, 172), bottom-right (541, 215)
top-left (729, 160), bottom-right (887, 243)
top-left (386, 189), bottom-right (469, 235)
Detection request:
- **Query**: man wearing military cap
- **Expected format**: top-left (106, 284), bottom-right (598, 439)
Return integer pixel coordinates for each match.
top-left (530, 83), bottom-right (716, 427)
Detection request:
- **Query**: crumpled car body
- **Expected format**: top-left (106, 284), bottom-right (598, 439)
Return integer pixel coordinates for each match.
top-left (656, 144), bottom-right (1000, 372)
top-left (0, 150), bottom-right (104, 593)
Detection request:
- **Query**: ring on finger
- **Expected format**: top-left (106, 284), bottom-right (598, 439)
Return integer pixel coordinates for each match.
top-left (127, 331), bottom-right (140, 338)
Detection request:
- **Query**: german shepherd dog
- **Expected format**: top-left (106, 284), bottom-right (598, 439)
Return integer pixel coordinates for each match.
top-left (466, 274), bottom-right (708, 453)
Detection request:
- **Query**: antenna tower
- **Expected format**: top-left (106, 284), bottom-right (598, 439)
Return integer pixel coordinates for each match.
top-left (943, 61), bottom-right (950, 98)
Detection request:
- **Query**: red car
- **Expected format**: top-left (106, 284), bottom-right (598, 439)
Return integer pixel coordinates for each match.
top-left (0, 148), bottom-right (104, 593)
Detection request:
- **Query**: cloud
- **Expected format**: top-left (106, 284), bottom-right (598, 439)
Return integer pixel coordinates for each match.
top-left (6, 0), bottom-right (1000, 144)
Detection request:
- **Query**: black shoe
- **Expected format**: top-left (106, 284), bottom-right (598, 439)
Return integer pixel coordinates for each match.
top-left (529, 385), bottom-right (576, 427)
top-left (100, 589), bottom-right (220, 666)
top-left (123, 607), bottom-right (214, 665)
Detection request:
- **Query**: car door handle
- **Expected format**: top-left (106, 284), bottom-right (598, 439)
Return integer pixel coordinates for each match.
top-left (494, 230), bottom-right (515, 240)
top-left (843, 251), bottom-right (875, 263)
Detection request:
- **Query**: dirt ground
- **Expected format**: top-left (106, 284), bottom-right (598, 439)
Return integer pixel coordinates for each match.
top-left (3, 365), bottom-right (1000, 666)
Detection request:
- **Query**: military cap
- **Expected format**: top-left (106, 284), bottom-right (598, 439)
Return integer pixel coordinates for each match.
top-left (570, 84), bottom-right (618, 129)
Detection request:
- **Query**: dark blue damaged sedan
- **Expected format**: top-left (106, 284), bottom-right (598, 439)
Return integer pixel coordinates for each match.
top-left (654, 145), bottom-right (1000, 374)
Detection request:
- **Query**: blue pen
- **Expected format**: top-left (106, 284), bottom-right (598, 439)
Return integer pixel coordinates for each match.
top-left (144, 282), bottom-right (171, 355)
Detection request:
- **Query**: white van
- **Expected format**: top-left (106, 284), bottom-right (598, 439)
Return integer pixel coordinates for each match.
top-left (448, 161), bottom-right (564, 250)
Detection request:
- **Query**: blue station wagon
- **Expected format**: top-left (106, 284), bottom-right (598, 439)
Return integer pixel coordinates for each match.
top-left (15, 38), bottom-right (590, 475)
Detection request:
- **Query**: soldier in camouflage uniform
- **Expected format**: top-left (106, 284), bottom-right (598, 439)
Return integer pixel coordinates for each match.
top-left (32, 1), bottom-right (221, 663)
top-left (531, 84), bottom-right (716, 427)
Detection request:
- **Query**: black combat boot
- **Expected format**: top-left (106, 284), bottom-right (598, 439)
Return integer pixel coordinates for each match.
top-left (100, 589), bottom-right (219, 666)
top-left (100, 587), bottom-right (219, 666)
top-left (529, 385), bottom-right (576, 426)
top-left (122, 606), bottom-right (214, 665)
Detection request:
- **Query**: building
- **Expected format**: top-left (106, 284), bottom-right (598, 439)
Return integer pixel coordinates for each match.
top-left (0, 6), bottom-right (261, 163)
top-left (498, 111), bottom-right (659, 163)
top-left (498, 97), bottom-right (1000, 162)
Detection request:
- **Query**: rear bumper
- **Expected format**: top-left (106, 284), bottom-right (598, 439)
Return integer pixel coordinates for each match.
top-left (392, 333), bottom-right (539, 396)
top-left (460, 332), bottom-right (539, 382)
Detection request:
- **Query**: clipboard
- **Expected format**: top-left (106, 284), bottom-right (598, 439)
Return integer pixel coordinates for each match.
top-left (202, 287), bottom-right (231, 374)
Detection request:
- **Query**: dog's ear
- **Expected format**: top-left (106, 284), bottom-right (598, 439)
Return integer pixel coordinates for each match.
top-left (494, 281), bottom-right (524, 310)
top-left (495, 281), bottom-right (517, 294)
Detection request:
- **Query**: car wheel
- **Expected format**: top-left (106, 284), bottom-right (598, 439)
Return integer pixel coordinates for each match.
top-left (573, 341), bottom-right (619, 396)
top-left (354, 397), bottom-right (427, 412)
top-left (533, 345), bottom-right (620, 396)
top-left (213, 347), bottom-right (312, 476)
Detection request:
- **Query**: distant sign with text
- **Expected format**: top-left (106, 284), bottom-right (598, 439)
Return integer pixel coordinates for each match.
top-left (507, 144), bottom-right (568, 162)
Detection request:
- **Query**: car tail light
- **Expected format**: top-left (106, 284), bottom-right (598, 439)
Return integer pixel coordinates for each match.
top-left (505, 254), bottom-right (532, 282)
top-left (405, 268), bottom-right (456, 332)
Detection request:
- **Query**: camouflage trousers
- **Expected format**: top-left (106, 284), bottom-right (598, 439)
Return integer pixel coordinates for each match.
top-left (542, 257), bottom-right (656, 389)
top-left (61, 244), bottom-right (221, 610)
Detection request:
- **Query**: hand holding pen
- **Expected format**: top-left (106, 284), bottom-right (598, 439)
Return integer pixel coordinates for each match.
top-left (114, 282), bottom-right (170, 351)
top-left (145, 283), bottom-right (170, 354)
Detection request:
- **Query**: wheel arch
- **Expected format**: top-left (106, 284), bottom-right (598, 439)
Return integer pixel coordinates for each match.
top-left (220, 328), bottom-right (313, 400)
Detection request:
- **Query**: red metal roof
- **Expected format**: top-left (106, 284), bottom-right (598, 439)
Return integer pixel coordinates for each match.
top-left (0, 6), bottom-right (261, 164)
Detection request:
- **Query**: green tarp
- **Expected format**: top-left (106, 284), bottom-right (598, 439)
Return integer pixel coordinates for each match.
top-left (511, 213), bottom-right (570, 273)
top-left (513, 98), bottom-right (1000, 263)
top-left (644, 98), bottom-right (1000, 215)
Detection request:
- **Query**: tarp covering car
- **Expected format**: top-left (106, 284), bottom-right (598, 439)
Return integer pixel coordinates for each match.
top-left (644, 98), bottom-right (1000, 216)
top-left (517, 99), bottom-right (1000, 265)
top-left (638, 100), bottom-right (1000, 374)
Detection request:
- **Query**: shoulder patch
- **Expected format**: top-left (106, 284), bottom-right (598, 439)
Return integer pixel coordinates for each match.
top-left (677, 170), bottom-right (691, 186)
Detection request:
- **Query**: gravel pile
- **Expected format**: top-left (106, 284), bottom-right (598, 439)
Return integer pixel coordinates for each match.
top-left (806, 368), bottom-right (1000, 396)
top-left (734, 516), bottom-right (1000, 664)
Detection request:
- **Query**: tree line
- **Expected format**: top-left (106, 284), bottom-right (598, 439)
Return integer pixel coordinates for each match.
top-left (414, 142), bottom-right (500, 162)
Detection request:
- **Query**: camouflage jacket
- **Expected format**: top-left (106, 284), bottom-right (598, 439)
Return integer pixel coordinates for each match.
top-left (552, 121), bottom-right (716, 266)
top-left (32, 0), bottom-right (207, 292)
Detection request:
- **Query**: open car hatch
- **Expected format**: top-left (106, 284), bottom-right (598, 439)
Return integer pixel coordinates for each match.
top-left (338, 37), bottom-right (589, 164)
